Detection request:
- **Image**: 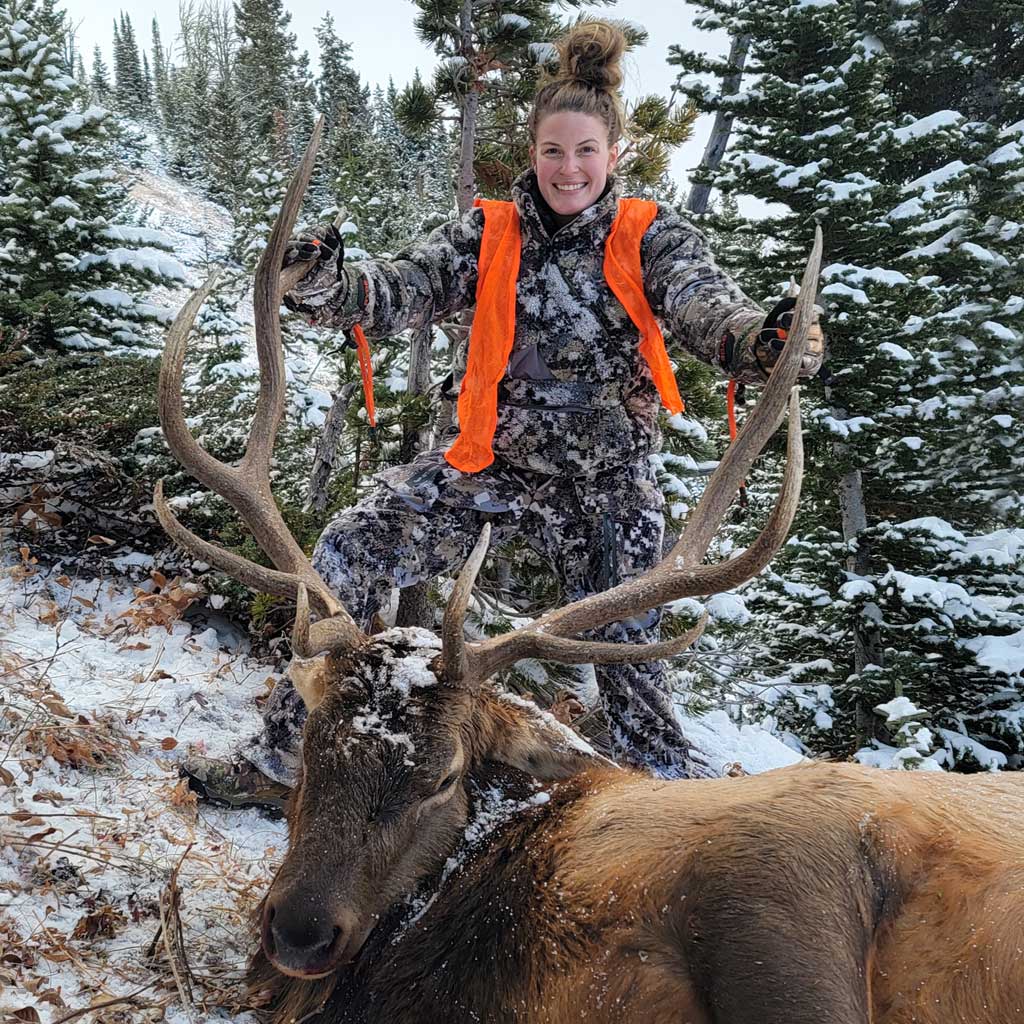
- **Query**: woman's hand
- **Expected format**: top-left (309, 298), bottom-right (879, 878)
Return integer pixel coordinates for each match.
top-left (280, 220), bottom-right (362, 323)
top-left (726, 298), bottom-right (825, 381)
top-left (282, 221), bottom-right (345, 275)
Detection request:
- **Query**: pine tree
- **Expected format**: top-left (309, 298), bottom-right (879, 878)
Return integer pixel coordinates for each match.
top-left (90, 44), bottom-right (111, 102)
top-left (233, 0), bottom-right (298, 158)
top-left (672, 0), bottom-right (1024, 770)
top-left (141, 50), bottom-right (153, 114)
top-left (0, 0), bottom-right (185, 353)
top-left (114, 12), bottom-right (146, 112)
top-left (150, 17), bottom-right (172, 130)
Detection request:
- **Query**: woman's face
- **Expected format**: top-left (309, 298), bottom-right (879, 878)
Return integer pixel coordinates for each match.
top-left (531, 112), bottom-right (618, 216)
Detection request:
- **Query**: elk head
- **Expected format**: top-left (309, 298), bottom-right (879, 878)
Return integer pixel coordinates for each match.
top-left (154, 118), bottom-right (821, 979)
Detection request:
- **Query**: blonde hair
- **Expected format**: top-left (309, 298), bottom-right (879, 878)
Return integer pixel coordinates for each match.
top-left (527, 19), bottom-right (628, 146)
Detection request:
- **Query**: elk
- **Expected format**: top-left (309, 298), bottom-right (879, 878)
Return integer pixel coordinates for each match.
top-left (155, 123), bottom-right (1024, 1024)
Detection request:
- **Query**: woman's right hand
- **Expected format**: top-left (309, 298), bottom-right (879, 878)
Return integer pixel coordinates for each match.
top-left (282, 221), bottom-right (345, 275)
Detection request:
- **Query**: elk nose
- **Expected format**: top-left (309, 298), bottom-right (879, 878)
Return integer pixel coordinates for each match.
top-left (264, 900), bottom-right (360, 972)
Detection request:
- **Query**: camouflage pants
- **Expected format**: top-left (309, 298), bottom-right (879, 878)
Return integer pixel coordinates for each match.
top-left (246, 453), bottom-right (709, 783)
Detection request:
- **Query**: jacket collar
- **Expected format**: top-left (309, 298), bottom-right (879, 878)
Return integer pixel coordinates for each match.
top-left (511, 168), bottom-right (623, 243)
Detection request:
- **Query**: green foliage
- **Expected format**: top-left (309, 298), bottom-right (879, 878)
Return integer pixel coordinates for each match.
top-left (674, 0), bottom-right (1024, 770)
top-left (0, 0), bottom-right (183, 354)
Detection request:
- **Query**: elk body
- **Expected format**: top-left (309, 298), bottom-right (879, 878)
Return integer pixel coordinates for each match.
top-left (155, 124), bottom-right (1024, 1024)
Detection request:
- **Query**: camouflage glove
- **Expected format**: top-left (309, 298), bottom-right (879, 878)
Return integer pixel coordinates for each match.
top-left (283, 220), bottom-right (345, 273)
top-left (281, 222), bottom-right (365, 326)
top-left (723, 298), bottom-right (825, 383)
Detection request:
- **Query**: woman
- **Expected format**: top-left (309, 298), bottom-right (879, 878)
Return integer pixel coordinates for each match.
top-left (188, 20), bottom-right (823, 808)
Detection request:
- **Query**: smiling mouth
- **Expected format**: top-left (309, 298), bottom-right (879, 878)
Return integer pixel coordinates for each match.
top-left (554, 182), bottom-right (587, 192)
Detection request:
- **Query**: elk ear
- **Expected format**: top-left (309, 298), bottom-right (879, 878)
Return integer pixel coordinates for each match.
top-left (478, 691), bottom-right (602, 782)
top-left (288, 656), bottom-right (329, 712)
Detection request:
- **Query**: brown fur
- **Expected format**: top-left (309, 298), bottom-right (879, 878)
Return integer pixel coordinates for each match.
top-left (250, 654), bottom-right (1024, 1024)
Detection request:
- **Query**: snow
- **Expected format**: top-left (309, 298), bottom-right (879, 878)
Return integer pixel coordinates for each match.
top-left (963, 629), bottom-right (1024, 680)
top-left (891, 110), bottom-right (963, 144)
top-left (878, 341), bottom-right (914, 361)
top-left (76, 246), bottom-right (188, 282)
top-left (875, 696), bottom-right (923, 723)
top-left (0, 567), bottom-right (280, 1023)
top-left (825, 263), bottom-right (911, 288)
top-left (902, 160), bottom-right (971, 195)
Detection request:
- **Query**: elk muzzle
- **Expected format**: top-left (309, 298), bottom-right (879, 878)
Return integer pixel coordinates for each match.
top-left (262, 889), bottom-right (367, 977)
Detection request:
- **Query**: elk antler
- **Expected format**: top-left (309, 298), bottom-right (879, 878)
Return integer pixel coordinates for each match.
top-left (154, 117), bottom-right (367, 658)
top-left (443, 226), bottom-right (823, 683)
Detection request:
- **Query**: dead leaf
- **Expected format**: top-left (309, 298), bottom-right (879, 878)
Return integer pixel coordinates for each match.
top-left (7, 811), bottom-right (45, 824)
top-left (72, 596), bottom-right (95, 608)
top-left (71, 905), bottom-right (126, 941)
top-left (32, 790), bottom-right (66, 806)
top-left (86, 535), bottom-right (116, 546)
top-left (159, 737), bottom-right (178, 751)
top-left (42, 698), bottom-right (74, 719)
top-left (7, 1007), bottom-right (41, 1022)
top-left (0, 765), bottom-right (14, 786)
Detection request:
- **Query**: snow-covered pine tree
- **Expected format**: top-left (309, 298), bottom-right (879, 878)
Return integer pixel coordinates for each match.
top-left (233, 0), bottom-right (298, 160)
top-left (0, 0), bottom-right (185, 353)
top-left (150, 17), bottom-right (173, 133)
top-left (113, 13), bottom-right (146, 114)
top-left (89, 44), bottom-right (111, 102)
top-left (311, 14), bottom-right (372, 218)
top-left (673, 0), bottom-right (1024, 770)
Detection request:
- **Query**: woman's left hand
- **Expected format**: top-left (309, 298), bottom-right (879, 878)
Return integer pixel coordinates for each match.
top-left (755, 297), bottom-right (825, 379)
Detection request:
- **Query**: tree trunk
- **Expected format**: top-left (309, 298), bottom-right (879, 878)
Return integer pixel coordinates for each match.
top-left (396, 323), bottom-right (435, 627)
top-left (686, 33), bottom-right (751, 216)
top-left (305, 382), bottom-right (357, 518)
top-left (455, 0), bottom-right (479, 215)
top-left (831, 410), bottom-right (883, 745)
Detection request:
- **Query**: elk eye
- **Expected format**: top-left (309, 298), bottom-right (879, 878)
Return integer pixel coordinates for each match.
top-left (434, 772), bottom-right (459, 795)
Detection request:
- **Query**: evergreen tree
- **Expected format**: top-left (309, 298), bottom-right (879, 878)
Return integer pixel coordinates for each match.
top-left (90, 44), bottom-right (111, 102)
top-left (114, 12), bottom-right (146, 112)
top-left (150, 17), bottom-right (172, 129)
top-left (141, 50), bottom-right (153, 113)
top-left (233, 0), bottom-right (298, 158)
top-left (0, 0), bottom-right (184, 353)
top-left (672, 0), bottom-right (1024, 770)
top-left (207, 70), bottom-right (247, 208)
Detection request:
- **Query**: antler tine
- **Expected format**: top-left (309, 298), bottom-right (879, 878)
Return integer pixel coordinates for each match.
top-left (672, 224), bottom-right (822, 570)
top-left (443, 523), bottom-right (491, 683)
top-left (444, 228), bottom-right (820, 683)
top-left (154, 116), bottom-right (366, 654)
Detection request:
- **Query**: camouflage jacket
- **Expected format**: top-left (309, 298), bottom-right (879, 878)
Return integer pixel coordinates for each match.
top-left (292, 170), bottom-right (766, 479)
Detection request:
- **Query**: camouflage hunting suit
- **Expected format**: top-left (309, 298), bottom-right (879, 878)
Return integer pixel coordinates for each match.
top-left (249, 170), bottom-right (767, 784)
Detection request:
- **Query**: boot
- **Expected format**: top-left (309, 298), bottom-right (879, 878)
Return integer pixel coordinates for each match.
top-left (181, 752), bottom-right (291, 816)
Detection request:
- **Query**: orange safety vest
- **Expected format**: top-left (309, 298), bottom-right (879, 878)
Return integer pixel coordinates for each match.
top-left (445, 197), bottom-right (685, 474)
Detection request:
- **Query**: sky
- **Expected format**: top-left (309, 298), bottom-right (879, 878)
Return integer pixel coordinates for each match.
top-left (67, 0), bottom-right (728, 194)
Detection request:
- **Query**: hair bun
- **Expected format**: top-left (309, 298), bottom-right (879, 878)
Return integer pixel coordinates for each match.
top-left (557, 20), bottom-right (626, 92)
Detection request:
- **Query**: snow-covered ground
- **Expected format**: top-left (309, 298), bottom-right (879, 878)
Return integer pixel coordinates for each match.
top-left (0, 557), bottom-right (800, 1023)
top-left (0, 563), bottom-right (281, 1023)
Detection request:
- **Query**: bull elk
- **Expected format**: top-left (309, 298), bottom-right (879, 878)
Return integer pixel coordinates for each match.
top-left (155, 122), bottom-right (1024, 1024)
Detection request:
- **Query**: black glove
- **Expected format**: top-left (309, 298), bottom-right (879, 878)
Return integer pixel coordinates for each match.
top-left (282, 221), bottom-right (345, 273)
top-left (758, 297), bottom-right (797, 353)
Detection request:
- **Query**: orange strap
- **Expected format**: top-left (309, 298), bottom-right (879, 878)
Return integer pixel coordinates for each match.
top-left (445, 199), bottom-right (522, 472)
top-left (351, 324), bottom-right (376, 429)
top-left (727, 378), bottom-right (738, 441)
top-left (603, 199), bottom-right (685, 416)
